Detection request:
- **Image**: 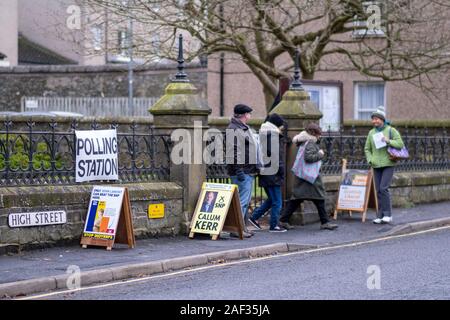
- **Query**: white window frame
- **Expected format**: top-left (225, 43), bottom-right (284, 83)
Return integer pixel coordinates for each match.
top-left (352, 1), bottom-right (386, 38)
top-left (354, 82), bottom-right (386, 120)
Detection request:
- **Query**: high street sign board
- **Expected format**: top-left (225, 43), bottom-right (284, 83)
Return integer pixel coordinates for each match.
top-left (8, 211), bottom-right (67, 228)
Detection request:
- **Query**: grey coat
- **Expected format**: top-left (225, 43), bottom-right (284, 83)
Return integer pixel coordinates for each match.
top-left (291, 131), bottom-right (326, 200)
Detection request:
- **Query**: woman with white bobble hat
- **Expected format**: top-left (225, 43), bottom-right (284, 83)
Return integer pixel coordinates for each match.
top-left (364, 106), bottom-right (405, 224)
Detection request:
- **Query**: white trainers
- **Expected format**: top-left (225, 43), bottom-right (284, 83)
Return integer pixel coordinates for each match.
top-left (382, 216), bottom-right (393, 223)
top-left (373, 218), bottom-right (383, 224)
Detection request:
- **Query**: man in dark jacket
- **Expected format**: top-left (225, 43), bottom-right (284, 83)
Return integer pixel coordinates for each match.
top-left (200, 191), bottom-right (217, 213)
top-left (226, 104), bottom-right (258, 238)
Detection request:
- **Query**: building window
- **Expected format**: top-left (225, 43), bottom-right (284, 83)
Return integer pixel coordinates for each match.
top-left (91, 25), bottom-right (103, 51)
top-left (304, 85), bottom-right (341, 131)
top-left (0, 52), bottom-right (9, 66)
top-left (150, 34), bottom-right (161, 54)
top-left (354, 82), bottom-right (385, 120)
top-left (353, 1), bottom-right (385, 38)
top-left (118, 30), bottom-right (129, 56)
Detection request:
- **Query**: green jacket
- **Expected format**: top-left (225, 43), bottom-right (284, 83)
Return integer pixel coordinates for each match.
top-left (364, 125), bottom-right (404, 168)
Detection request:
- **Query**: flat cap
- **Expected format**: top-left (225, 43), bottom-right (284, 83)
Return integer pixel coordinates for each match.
top-left (234, 104), bottom-right (253, 115)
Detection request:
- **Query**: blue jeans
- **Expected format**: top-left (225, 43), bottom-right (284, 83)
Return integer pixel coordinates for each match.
top-left (251, 186), bottom-right (282, 230)
top-left (231, 174), bottom-right (255, 221)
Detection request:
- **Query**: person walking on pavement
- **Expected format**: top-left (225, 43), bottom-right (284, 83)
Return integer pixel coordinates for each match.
top-left (365, 106), bottom-right (404, 224)
top-left (226, 104), bottom-right (259, 238)
top-left (248, 113), bottom-right (287, 233)
top-left (279, 123), bottom-right (338, 230)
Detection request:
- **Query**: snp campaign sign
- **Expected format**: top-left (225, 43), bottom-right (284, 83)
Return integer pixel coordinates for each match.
top-left (76, 130), bottom-right (119, 182)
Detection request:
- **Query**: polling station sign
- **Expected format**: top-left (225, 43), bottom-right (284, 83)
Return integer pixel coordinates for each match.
top-left (76, 130), bottom-right (118, 182)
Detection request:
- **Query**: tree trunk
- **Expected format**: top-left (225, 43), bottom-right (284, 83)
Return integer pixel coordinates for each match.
top-left (302, 71), bottom-right (315, 80)
top-left (264, 89), bottom-right (276, 113)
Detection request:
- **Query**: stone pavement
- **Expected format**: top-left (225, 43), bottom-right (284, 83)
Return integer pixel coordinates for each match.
top-left (1, 201), bottom-right (449, 287)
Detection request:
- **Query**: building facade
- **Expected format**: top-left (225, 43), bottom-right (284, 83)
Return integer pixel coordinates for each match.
top-left (0, 0), bottom-right (449, 122)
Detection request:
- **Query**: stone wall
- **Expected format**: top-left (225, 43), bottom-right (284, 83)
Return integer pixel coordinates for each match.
top-left (0, 63), bottom-right (207, 112)
top-left (342, 120), bottom-right (450, 136)
top-left (0, 114), bottom-right (154, 132)
top-left (0, 182), bottom-right (183, 253)
top-left (295, 170), bottom-right (450, 225)
top-left (208, 117), bottom-right (450, 133)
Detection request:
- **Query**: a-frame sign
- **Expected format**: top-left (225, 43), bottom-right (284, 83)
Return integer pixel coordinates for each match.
top-left (333, 159), bottom-right (378, 223)
top-left (189, 183), bottom-right (245, 240)
top-left (81, 186), bottom-right (135, 250)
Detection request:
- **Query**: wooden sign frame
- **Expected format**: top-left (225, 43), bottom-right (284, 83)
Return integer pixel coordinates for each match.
top-left (189, 183), bottom-right (245, 240)
top-left (333, 160), bottom-right (378, 223)
top-left (81, 187), bottom-right (135, 251)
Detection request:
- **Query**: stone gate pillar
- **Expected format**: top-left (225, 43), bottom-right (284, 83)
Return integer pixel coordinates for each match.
top-left (150, 35), bottom-right (211, 233)
top-left (269, 49), bottom-right (323, 224)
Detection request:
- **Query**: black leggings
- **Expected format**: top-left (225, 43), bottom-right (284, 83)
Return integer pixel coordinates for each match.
top-left (280, 199), bottom-right (329, 225)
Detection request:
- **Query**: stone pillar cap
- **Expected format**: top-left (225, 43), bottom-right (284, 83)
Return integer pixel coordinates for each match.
top-left (149, 82), bottom-right (211, 116)
top-left (270, 90), bottom-right (322, 120)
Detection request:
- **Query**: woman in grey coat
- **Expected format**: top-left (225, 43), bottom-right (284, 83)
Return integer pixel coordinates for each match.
top-left (279, 123), bottom-right (338, 230)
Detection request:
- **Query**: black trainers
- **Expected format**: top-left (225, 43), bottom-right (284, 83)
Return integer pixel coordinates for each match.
top-left (230, 231), bottom-right (253, 238)
top-left (248, 217), bottom-right (262, 230)
top-left (269, 226), bottom-right (287, 233)
top-left (279, 221), bottom-right (294, 230)
top-left (320, 222), bottom-right (338, 230)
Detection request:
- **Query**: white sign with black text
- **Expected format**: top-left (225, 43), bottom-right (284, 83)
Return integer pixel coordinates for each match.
top-left (8, 211), bottom-right (67, 228)
top-left (75, 129), bottom-right (119, 182)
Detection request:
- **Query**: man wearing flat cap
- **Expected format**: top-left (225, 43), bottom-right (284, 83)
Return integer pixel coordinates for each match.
top-left (226, 104), bottom-right (259, 238)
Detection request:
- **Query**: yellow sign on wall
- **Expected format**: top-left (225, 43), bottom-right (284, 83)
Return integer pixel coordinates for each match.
top-left (148, 204), bottom-right (165, 219)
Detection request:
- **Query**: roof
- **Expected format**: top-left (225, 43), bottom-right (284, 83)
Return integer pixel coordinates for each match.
top-left (18, 35), bottom-right (77, 65)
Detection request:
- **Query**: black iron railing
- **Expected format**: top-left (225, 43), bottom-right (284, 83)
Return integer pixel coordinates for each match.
top-left (206, 126), bottom-right (450, 212)
top-left (206, 126), bottom-right (449, 179)
top-left (321, 126), bottom-right (450, 175)
top-left (0, 119), bottom-right (171, 186)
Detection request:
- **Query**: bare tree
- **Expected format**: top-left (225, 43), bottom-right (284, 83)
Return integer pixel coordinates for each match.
top-left (83, 0), bottom-right (450, 110)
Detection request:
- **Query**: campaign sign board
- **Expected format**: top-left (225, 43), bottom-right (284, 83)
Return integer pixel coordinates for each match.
top-left (337, 170), bottom-right (370, 211)
top-left (189, 183), bottom-right (244, 240)
top-left (82, 186), bottom-right (125, 241)
top-left (334, 162), bottom-right (378, 223)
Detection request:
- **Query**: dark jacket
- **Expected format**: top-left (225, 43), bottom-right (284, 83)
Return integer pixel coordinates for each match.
top-left (200, 202), bottom-right (214, 213)
top-left (291, 131), bottom-right (326, 200)
top-left (226, 117), bottom-right (259, 176)
top-left (258, 122), bottom-right (285, 188)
